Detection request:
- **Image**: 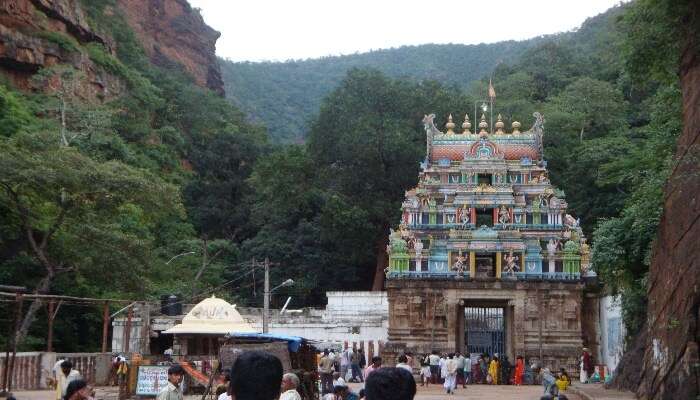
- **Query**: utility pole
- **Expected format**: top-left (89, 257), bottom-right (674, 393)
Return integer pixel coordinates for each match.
top-left (124, 305), bottom-right (133, 354)
top-left (263, 258), bottom-right (270, 333)
top-left (47, 300), bottom-right (55, 352)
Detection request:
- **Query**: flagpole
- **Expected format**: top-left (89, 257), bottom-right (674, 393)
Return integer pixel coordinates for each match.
top-left (489, 76), bottom-right (494, 133)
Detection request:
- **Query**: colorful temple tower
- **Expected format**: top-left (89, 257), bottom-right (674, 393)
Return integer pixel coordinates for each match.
top-left (384, 111), bottom-right (594, 375)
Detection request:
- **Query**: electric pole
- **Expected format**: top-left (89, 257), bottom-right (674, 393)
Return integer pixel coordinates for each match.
top-left (263, 258), bottom-right (270, 333)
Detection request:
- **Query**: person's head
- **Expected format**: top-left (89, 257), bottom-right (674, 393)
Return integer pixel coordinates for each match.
top-left (358, 389), bottom-right (365, 400)
top-left (324, 349), bottom-right (329, 355)
top-left (61, 360), bottom-right (73, 376)
top-left (365, 368), bottom-right (416, 400)
top-left (431, 350), bottom-right (437, 355)
top-left (397, 355), bottom-right (407, 364)
top-left (333, 372), bottom-right (341, 379)
top-left (281, 373), bottom-right (299, 392)
top-left (517, 355), bottom-right (523, 361)
top-left (333, 385), bottom-right (347, 399)
top-left (560, 368), bottom-right (568, 377)
top-left (167, 365), bottom-right (185, 386)
top-left (230, 351), bottom-right (283, 400)
top-left (371, 356), bottom-right (382, 367)
top-left (64, 379), bottom-right (90, 400)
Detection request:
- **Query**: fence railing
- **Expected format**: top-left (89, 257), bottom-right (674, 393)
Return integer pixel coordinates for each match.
top-left (0, 352), bottom-right (111, 390)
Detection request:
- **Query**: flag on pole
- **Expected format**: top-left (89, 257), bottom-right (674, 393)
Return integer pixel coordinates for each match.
top-left (488, 78), bottom-right (496, 99)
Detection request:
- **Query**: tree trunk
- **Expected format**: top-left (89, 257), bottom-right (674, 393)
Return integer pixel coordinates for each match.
top-left (371, 231), bottom-right (388, 291)
top-left (14, 273), bottom-right (53, 346)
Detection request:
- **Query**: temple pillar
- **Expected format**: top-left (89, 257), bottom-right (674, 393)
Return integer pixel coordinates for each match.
top-left (493, 208), bottom-right (499, 225)
top-left (521, 252), bottom-right (526, 272)
top-left (416, 257), bottom-right (422, 272)
top-left (470, 208), bottom-right (476, 225)
top-left (496, 252), bottom-right (502, 279)
top-left (548, 258), bottom-right (555, 273)
top-left (469, 251), bottom-right (476, 278)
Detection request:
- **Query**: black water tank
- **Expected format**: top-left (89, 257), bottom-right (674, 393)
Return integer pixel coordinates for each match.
top-left (160, 295), bottom-right (170, 314)
top-left (164, 295), bottom-right (182, 316)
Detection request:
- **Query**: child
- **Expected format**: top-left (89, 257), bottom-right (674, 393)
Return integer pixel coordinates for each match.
top-left (420, 358), bottom-right (431, 387)
top-left (555, 369), bottom-right (570, 392)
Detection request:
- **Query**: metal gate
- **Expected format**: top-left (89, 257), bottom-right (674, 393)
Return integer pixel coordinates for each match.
top-left (464, 307), bottom-right (505, 356)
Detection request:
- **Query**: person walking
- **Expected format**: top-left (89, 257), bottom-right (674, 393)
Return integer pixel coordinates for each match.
top-left (514, 356), bottom-right (525, 385)
top-left (157, 365), bottom-right (184, 400)
top-left (319, 350), bottom-right (336, 394)
top-left (500, 355), bottom-right (512, 385)
top-left (419, 357), bottom-right (431, 387)
top-left (488, 355), bottom-right (499, 385)
top-left (454, 352), bottom-right (466, 388)
top-left (580, 347), bottom-right (593, 383)
top-left (350, 348), bottom-right (363, 383)
top-left (443, 354), bottom-right (458, 394)
top-left (63, 379), bottom-right (94, 400)
top-left (340, 348), bottom-right (353, 381)
top-left (426, 351), bottom-right (440, 384)
top-left (56, 361), bottom-right (82, 400)
top-left (463, 353), bottom-right (471, 386)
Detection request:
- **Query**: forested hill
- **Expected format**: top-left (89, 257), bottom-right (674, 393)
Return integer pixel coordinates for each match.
top-left (220, 41), bottom-right (545, 142)
top-left (220, 6), bottom-right (621, 142)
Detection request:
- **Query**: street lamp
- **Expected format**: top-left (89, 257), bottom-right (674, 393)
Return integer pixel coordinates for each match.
top-left (263, 275), bottom-right (294, 333)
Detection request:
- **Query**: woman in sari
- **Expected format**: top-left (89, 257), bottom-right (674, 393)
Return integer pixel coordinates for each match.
top-left (488, 355), bottom-right (500, 385)
top-left (514, 356), bottom-right (525, 385)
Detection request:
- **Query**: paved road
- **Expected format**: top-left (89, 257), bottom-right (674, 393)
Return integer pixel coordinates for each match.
top-left (8, 385), bottom-right (582, 400)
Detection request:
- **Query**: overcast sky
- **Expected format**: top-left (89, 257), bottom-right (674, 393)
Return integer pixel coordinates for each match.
top-left (189, 0), bottom-right (625, 62)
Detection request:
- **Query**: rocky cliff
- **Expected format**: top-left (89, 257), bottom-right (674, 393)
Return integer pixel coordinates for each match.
top-left (0, 0), bottom-right (223, 97)
top-left (116, 0), bottom-right (224, 95)
top-left (638, 2), bottom-right (700, 398)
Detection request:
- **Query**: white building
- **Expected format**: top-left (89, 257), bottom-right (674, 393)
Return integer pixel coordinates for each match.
top-left (111, 291), bottom-right (388, 356)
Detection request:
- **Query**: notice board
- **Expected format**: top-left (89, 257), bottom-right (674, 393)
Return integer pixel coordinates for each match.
top-left (136, 365), bottom-right (170, 396)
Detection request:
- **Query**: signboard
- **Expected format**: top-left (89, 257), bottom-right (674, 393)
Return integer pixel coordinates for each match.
top-left (136, 366), bottom-right (169, 396)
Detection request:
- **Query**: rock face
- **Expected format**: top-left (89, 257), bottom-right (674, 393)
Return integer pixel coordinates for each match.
top-left (116, 0), bottom-right (224, 95)
top-left (639, 5), bottom-right (700, 399)
top-left (0, 0), bottom-right (223, 96)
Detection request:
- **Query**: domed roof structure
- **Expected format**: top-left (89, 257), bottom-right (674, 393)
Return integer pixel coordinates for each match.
top-left (164, 295), bottom-right (255, 335)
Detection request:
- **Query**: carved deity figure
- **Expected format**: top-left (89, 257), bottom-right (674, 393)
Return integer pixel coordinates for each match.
top-left (414, 239), bottom-right (423, 255)
top-left (495, 173), bottom-right (504, 184)
top-left (461, 206), bottom-right (471, 228)
top-left (564, 214), bottom-right (580, 228)
top-left (503, 251), bottom-right (519, 273)
top-left (547, 239), bottom-right (558, 256)
top-left (498, 205), bottom-right (511, 224)
top-left (453, 254), bottom-right (467, 273)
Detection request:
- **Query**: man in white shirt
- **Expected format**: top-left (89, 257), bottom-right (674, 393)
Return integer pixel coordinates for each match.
top-left (454, 352), bottom-right (466, 388)
top-left (427, 351), bottom-right (440, 384)
top-left (55, 361), bottom-right (81, 400)
top-left (279, 373), bottom-right (302, 400)
top-left (340, 348), bottom-right (352, 381)
top-left (157, 365), bottom-right (184, 400)
top-left (395, 355), bottom-right (412, 373)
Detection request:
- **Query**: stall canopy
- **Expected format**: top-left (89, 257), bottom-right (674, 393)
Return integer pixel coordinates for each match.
top-left (226, 332), bottom-right (305, 352)
top-left (164, 295), bottom-right (256, 334)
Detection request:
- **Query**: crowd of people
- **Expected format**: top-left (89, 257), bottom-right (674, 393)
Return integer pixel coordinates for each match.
top-left (44, 347), bottom-right (586, 400)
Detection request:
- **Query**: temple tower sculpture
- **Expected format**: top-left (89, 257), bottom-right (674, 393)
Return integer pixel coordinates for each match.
top-left (384, 112), bottom-right (595, 376)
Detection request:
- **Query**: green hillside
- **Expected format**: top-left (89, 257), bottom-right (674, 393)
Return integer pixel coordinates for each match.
top-left (220, 6), bottom-right (628, 143)
top-left (220, 40), bottom-right (548, 142)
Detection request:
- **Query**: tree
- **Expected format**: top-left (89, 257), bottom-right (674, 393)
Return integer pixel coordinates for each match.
top-left (0, 131), bottom-right (181, 346)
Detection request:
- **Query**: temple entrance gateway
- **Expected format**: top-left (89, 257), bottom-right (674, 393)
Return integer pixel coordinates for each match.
top-left (464, 306), bottom-right (505, 356)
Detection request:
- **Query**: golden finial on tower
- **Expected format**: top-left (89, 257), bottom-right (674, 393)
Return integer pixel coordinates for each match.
top-left (445, 114), bottom-right (455, 135)
top-left (462, 113), bottom-right (472, 135)
top-left (512, 120), bottom-right (521, 135)
top-left (479, 113), bottom-right (488, 137)
top-left (495, 114), bottom-right (505, 135)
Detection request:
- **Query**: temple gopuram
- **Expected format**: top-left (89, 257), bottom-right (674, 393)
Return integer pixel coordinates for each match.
top-left (384, 111), bottom-right (595, 375)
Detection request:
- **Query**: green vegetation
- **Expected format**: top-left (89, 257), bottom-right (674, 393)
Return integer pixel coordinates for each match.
top-left (0, 0), bottom-right (687, 351)
top-left (37, 31), bottom-right (80, 53)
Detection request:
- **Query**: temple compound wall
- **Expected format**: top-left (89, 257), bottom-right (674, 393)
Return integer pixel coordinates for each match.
top-left (382, 111), bottom-right (597, 376)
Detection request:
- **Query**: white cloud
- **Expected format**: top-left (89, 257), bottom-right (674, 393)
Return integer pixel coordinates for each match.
top-left (189, 0), bottom-right (626, 62)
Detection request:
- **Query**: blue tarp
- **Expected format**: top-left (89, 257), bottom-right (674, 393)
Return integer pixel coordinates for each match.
top-left (227, 332), bottom-right (304, 352)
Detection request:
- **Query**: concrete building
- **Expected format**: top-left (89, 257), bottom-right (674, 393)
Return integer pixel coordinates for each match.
top-left (111, 291), bottom-right (388, 356)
